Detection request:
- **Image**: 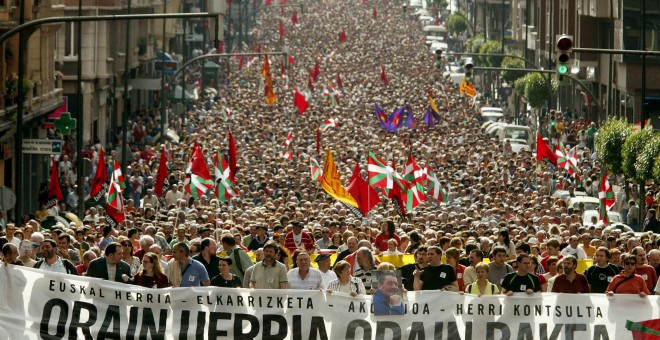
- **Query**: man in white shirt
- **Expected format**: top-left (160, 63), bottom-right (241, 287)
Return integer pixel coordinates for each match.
top-left (34, 239), bottom-right (78, 275)
top-left (287, 252), bottom-right (322, 290)
top-left (560, 236), bottom-right (587, 259)
top-left (315, 253), bottom-right (337, 289)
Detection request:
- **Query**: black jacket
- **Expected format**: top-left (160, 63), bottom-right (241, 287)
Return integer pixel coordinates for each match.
top-left (85, 257), bottom-right (133, 283)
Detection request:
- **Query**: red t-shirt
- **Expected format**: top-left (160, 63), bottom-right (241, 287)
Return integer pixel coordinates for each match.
top-left (455, 264), bottom-right (467, 292)
top-left (374, 233), bottom-right (400, 252)
top-left (635, 265), bottom-right (658, 291)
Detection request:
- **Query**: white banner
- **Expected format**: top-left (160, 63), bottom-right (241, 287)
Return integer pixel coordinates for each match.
top-left (1, 265), bottom-right (659, 339)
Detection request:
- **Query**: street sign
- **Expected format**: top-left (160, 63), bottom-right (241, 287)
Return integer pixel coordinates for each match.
top-left (153, 60), bottom-right (179, 76)
top-left (23, 139), bottom-right (63, 155)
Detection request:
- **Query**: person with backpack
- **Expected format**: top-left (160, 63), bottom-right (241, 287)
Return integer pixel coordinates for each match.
top-left (221, 234), bottom-right (253, 283)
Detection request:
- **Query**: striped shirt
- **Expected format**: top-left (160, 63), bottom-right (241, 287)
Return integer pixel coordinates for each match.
top-left (327, 276), bottom-right (366, 295)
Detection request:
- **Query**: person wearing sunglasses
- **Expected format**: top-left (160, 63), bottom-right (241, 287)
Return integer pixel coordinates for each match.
top-left (606, 254), bottom-right (650, 297)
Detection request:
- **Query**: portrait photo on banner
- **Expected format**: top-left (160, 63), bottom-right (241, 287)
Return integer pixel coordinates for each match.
top-left (372, 270), bottom-right (404, 316)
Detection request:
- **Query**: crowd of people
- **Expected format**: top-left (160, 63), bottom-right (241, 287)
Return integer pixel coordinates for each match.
top-left (2, 0), bottom-right (660, 308)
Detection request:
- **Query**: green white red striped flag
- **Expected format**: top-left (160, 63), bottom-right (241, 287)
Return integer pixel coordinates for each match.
top-left (426, 168), bottom-right (449, 203)
top-left (310, 157), bottom-right (322, 182)
top-left (281, 132), bottom-right (293, 160)
top-left (367, 152), bottom-right (406, 190)
top-left (319, 117), bottom-right (339, 131)
top-left (112, 160), bottom-right (126, 192)
top-left (213, 152), bottom-right (240, 203)
top-left (598, 169), bottom-right (615, 225)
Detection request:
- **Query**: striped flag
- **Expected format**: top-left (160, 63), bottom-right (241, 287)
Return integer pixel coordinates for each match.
top-left (214, 152), bottom-right (240, 203)
top-left (367, 152), bottom-right (406, 190)
top-left (319, 117), bottom-right (339, 131)
top-left (426, 168), bottom-right (449, 203)
top-left (310, 157), bottom-right (323, 182)
top-left (598, 170), bottom-right (615, 225)
top-left (112, 160), bottom-right (126, 192)
top-left (281, 132), bottom-right (293, 161)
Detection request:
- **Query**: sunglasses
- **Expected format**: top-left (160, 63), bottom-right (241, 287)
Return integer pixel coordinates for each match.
top-left (625, 262), bottom-right (636, 266)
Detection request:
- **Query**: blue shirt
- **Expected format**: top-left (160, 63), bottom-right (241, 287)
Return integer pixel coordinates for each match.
top-left (373, 290), bottom-right (404, 316)
top-left (180, 258), bottom-right (209, 287)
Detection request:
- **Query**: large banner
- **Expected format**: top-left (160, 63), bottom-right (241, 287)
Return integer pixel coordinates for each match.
top-left (1, 265), bottom-right (660, 339)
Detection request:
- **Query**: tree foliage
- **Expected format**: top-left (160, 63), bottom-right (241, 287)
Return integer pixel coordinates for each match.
top-left (594, 118), bottom-right (633, 175)
top-left (524, 73), bottom-right (555, 109)
top-left (653, 154), bottom-right (660, 184)
top-left (478, 40), bottom-right (505, 67)
top-left (513, 75), bottom-right (527, 98)
top-left (622, 128), bottom-right (654, 180)
top-left (447, 14), bottom-right (468, 36)
top-left (635, 134), bottom-right (660, 181)
top-left (501, 56), bottom-right (526, 84)
top-left (467, 34), bottom-right (485, 54)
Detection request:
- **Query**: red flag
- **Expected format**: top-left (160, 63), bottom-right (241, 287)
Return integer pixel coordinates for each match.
top-left (280, 5), bottom-right (284, 15)
top-left (293, 90), bottom-right (309, 114)
top-left (312, 61), bottom-right (320, 82)
top-left (433, 16), bottom-right (439, 25)
top-left (380, 66), bottom-right (389, 87)
top-left (265, 0), bottom-right (271, 5)
top-left (217, 41), bottom-right (224, 54)
top-left (337, 72), bottom-right (343, 88)
top-left (288, 56), bottom-right (295, 65)
top-left (339, 31), bottom-right (347, 42)
top-left (373, 7), bottom-right (377, 19)
top-left (256, 44), bottom-right (261, 53)
top-left (291, 10), bottom-right (298, 25)
top-left (90, 148), bottom-right (108, 199)
top-left (46, 158), bottom-right (63, 209)
top-left (154, 146), bottom-right (169, 197)
top-left (238, 55), bottom-right (244, 70)
top-left (228, 131), bottom-right (237, 179)
top-left (316, 127), bottom-right (321, 155)
top-left (347, 163), bottom-right (381, 216)
top-left (536, 133), bottom-right (558, 165)
top-left (279, 20), bottom-right (284, 39)
top-left (307, 73), bottom-right (315, 92)
top-left (281, 0), bottom-right (286, 4)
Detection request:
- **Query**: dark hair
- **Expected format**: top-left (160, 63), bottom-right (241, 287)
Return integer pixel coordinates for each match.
top-left (174, 242), bottom-right (190, 256)
top-left (219, 256), bottom-right (233, 266)
top-left (128, 228), bottom-right (140, 238)
top-left (498, 229), bottom-right (511, 245)
top-left (200, 238), bottom-right (213, 252)
top-left (59, 234), bottom-right (71, 244)
top-left (2, 243), bottom-right (15, 257)
top-left (491, 246), bottom-right (508, 257)
top-left (104, 242), bottom-right (121, 257)
top-left (383, 220), bottom-right (396, 236)
top-left (516, 253), bottom-right (530, 263)
top-left (263, 240), bottom-right (279, 252)
top-left (41, 239), bottom-right (56, 247)
top-left (221, 234), bottom-right (236, 246)
top-left (515, 242), bottom-right (530, 254)
top-left (103, 225), bottom-right (113, 237)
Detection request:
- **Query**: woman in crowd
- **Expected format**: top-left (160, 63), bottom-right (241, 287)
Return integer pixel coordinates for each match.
top-left (374, 220), bottom-right (400, 253)
top-left (133, 252), bottom-right (169, 288)
top-left (495, 230), bottom-right (516, 257)
top-left (120, 240), bottom-right (141, 276)
top-left (607, 254), bottom-right (650, 297)
top-left (529, 256), bottom-right (548, 292)
top-left (210, 257), bottom-right (242, 288)
top-left (327, 260), bottom-right (366, 297)
top-left (464, 262), bottom-right (500, 295)
top-left (328, 233), bottom-right (343, 250)
top-left (543, 256), bottom-right (560, 282)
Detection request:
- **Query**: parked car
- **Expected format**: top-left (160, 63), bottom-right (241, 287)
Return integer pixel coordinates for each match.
top-left (550, 190), bottom-right (587, 201)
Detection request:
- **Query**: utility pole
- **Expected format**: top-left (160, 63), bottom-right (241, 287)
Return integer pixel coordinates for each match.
top-left (76, 0), bottom-right (84, 217)
top-left (121, 0), bottom-right (133, 176)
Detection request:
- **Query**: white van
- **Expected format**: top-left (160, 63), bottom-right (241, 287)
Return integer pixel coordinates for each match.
top-left (423, 25), bottom-right (449, 40)
top-left (496, 124), bottom-right (532, 145)
top-left (430, 42), bottom-right (448, 54)
top-left (479, 106), bottom-right (504, 115)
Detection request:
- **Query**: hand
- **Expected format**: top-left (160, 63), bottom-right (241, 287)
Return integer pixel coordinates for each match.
top-left (639, 292), bottom-right (647, 297)
top-left (413, 269), bottom-right (423, 277)
top-left (349, 292), bottom-right (357, 297)
top-left (525, 289), bottom-right (534, 295)
top-left (326, 289), bottom-right (333, 294)
top-left (121, 274), bottom-right (129, 282)
top-left (390, 295), bottom-right (401, 306)
top-left (606, 291), bottom-right (614, 297)
top-left (506, 291), bottom-right (514, 296)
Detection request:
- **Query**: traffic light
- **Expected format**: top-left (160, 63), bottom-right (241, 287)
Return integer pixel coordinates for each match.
top-left (434, 49), bottom-right (443, 70)
top-left (555, 35), bottom-right (573, 81)
top-left (464, 59), bottom-right (474, 83)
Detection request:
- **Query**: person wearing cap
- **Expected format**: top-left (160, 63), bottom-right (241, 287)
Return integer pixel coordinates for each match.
top-left (315, 253), bottom-right (337, 289)
top-left (248, 225), bottom-right (270, 251)
top-left (284, 221), bottom-right (315, 254)
top-left (142, 188), bottom-right (159, 209)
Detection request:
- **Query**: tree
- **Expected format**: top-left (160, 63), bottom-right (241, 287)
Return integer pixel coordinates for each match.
top-left (653, 154), bottom-right (660, 184)
top-left (501, 56), bottom-right (526, 84)
top-left (447, 14), bottom-right (468, 36)
top-left (467, 34), bottom-right (485, 54)
top-left (594, 118), bottom-right (633, 175)
top-left (622, 128), bottom-right (654, 180)
top-left (479, 40), bottom-right (505, 67)
top-left (635, 133), bottom-right (660, 181)
top-left (514, 75), bottom-right (527, 98)
top-left (525, 73), bottom-right (555, 110)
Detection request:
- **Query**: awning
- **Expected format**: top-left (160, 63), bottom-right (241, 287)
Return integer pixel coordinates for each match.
top-left (129, 78), bottom-right (163, 91)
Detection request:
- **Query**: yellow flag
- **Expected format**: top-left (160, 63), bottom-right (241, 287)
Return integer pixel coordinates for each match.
top-left (465, 83), bottom-right (477, 98)
top-left (262, 56), bottom-right (277, 105)
top-left (321, 149), bottom-right (358, 207)
top-left (429, 92), bottom-right (440, 114)
top-left (459, 78), bottom-right (466, 95)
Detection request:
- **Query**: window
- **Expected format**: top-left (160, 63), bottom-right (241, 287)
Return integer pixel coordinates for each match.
top-left (64, 22), bottom-right (78, 57)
